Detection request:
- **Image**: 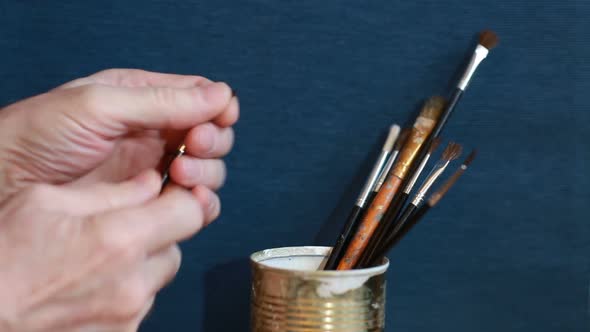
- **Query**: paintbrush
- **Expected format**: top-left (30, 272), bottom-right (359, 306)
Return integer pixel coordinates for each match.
top-left (352, 30), bottom-right (497, 268)
top-left (336, 96), bottom-right (445, 270)
top-left (367, 128), bottom-right (410, 203)
top-left (370, 142), bottom-right (462, 264)
top-left (369, 149), bottom-right (476, 265)
top-left (355, 137), bottom-right (441, 268)
top-left (432, 30), bottom-right (498, 140)
top-left (160, 144), bottom-right (186, 192)
top-left (323, 125), bottom-right (401, 270)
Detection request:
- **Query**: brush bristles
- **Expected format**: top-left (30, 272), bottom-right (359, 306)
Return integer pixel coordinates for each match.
top-left (427, 148), bottom-right (475, 206)
top-left (442, 142), bottom-right (462, 161)
top-left (383, 125), bottom-right (401, 152)
top-left (428, 137), bottom-right (441, 154)
top-left (463, 149), bottom-right (477, 166)
top-left (479, 30), bottom-right (499, 50)
top-left (394, 128), bottom-right (410, 151)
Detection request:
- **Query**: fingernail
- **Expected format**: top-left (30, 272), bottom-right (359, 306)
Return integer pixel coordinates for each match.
top-left (206, 191), bottom-right (220, 221)
top-left (203, 82), bottom-right (231, 103)
top-left (197, 125), bottom-right (215, 153)
top-left (207, 191), bottom-right (216, 215)
top-left (231, 89), bottom-right (237, 97)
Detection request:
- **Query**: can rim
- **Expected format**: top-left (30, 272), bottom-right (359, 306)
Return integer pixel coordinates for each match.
top-left (250, 246), bottom-right (389, 277)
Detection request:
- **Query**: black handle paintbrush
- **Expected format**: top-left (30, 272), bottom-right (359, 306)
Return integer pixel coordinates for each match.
top-left (355, 137), bottom-right (441, 268)
top-left (369, 149), bottom-right (476, 265)
top-left (355, 30), bottom-right (497, 267)
top-left (323, 125), bottom-right (400, 270)
top-left (377, 142), bottom-right (461, 254)
top-left (160, 144), bottom-right (186, 192)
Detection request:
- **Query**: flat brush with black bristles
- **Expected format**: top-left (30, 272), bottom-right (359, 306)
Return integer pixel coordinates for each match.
top-left (368, 149), bottom-right (476, 265)
top-left (355, 137), bottom-right (441, 268)
top-left (364, 142), bottom-right (462, 266)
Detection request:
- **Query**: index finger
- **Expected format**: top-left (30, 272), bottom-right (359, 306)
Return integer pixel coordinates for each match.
top-left (60, 82), bottom-right (233, 136)
top-left (94, 186), bottom-right (205, 253)
top-left (56, 69), bottom-right (212, 89)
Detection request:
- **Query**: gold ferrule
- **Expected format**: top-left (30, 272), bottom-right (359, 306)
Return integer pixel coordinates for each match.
top-left (392, 116), bottom-right (436, 179)
top-left (391, 96), bottom-right (444, 179)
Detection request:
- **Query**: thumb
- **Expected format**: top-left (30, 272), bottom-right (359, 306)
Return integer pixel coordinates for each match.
top-left (59, 169), bottom-right (162, 216)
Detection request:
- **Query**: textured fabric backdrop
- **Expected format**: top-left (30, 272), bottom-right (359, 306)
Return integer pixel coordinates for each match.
top-left (1, 1), bottom-right (588, 331)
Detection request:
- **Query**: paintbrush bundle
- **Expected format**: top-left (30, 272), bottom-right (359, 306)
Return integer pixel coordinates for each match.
top-left (324, 30), bottom-right (497, 270)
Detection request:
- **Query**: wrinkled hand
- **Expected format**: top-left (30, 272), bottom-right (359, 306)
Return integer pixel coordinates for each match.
top-left (0, 69), bottom-right (238, 201)
top-left (0, 170), bottom-right (214, 332)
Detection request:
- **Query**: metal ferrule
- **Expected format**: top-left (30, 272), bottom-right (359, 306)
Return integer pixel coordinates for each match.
top-left (374, 150), bottom-right (399, 192)
top-left (412, 160), bottom-right (450, 206)
top-left (404, 153), bottom-right (432, 194)
top-left (356, 151), bottom-right (389, 207)
top-left (457, 44), bottom-right (489, 91)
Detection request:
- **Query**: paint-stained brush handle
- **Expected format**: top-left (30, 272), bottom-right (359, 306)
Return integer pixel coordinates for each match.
top-left (336, 97), bottom-right (445, 270)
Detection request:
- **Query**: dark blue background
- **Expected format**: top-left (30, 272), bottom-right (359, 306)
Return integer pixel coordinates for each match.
top-left (1, 1), bottom-right (589, 331)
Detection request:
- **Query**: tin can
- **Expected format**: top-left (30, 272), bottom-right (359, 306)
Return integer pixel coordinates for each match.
top-left (250, 246), bottom-right (389, 332)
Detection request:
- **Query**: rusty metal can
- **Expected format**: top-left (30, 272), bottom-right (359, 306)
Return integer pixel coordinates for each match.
top-left (250, 246), bottom-right (389, 332)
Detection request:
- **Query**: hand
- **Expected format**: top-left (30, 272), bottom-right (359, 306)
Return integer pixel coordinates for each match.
top-left (0, 69), bottom-right (239, 201)
top-left (0, 170), bottom-right (216, 332)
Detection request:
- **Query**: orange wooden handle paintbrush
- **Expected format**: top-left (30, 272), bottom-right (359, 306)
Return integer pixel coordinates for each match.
top-left (336, 96), bottom-right (445, 270)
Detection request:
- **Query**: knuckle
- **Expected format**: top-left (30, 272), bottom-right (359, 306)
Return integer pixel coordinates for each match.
top-left (75, 84), bottom-right (104, 113)
top-left (111, 280), bottom-right (148, 321)
top-left (97, 68), bottom-right (140, 83)
top-left (150, 87), bottom-right (178, 125)
top-left (152, 87), bottom-right (178, 108)
top-left (86, 216), bottom-right (140, 263)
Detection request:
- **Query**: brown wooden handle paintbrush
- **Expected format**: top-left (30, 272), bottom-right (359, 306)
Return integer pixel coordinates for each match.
top-left (356, 137), bottom-right (441, 268)
top-left (336, 97), bottom-right (445, 270)
top-left (323, 125), bottom-right (400, 270)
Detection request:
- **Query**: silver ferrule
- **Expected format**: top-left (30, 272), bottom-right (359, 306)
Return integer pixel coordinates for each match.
top-left (412, 160), bottom-right (450, 206)
top-left (373, 150), bottom-right (398, 192)
top-left (404, 153), bottom-right (432, 194)
top-left (457, 44), bottom-right (489, 91)
top-left (356, 151), bottom-right (389, 207)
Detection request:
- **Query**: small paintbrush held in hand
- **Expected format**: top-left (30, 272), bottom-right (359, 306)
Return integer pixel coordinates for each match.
top-left (323, 30), bottom-right (497, 271)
